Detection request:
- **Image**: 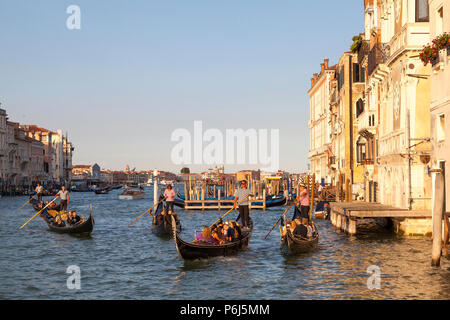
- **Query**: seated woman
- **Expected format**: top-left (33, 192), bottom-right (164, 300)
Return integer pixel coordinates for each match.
top-left (53, 215), bottom-right (65, 227)
top-left (210, 228), bottom-right (222, 245)
top-left (223, 222), bottom-right (237, 243)
top-left (195, 226), bottom-right (215, 244)
top-left (230, 221), bottom-right (241, 240)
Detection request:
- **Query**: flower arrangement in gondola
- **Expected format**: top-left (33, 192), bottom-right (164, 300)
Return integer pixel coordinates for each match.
top-left (419, 33), bottom-right (450, 65)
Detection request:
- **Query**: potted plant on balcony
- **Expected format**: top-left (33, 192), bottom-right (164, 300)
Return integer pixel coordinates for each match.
top-left (350, 35), bottom-right (363, 53)
top-left (419, 45), bottom-right (438, 66)
top-left (432, 33), bottom-right (449, 51)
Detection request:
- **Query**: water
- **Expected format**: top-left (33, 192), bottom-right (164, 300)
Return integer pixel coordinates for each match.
top-left (0, 186), bottom-right (449, 300)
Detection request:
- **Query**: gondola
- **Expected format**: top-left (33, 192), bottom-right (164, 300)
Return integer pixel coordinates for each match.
top-left (29, 197), bottom-right (61, 212)
top-left (280, 217), bottom-right (318, 254)
top-left (40, 207), bottom-right (94, 235)
top-left (94, 187), bottom-right (109, 194)
top-left (172, 216), bottom-right (253, 260)
top-left (152, 200), bottom-right (181, 236)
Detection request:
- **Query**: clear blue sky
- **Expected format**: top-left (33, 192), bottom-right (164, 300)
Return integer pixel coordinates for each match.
top-left (0, 0), bottom-right (363, 173)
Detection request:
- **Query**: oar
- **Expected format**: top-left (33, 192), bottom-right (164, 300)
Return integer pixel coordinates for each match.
top-left (19, 197), bottom-right (58, 230)
top-left (209, 194), bottom-right (250, 229)
top-left (264, 202), bottom-right (296, 240)
top-left (128, 197), bottom-right (166, 226)
top-left (17, 196), bottom-right (35, 211)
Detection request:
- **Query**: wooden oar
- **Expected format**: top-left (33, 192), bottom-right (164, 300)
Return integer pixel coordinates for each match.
top-left (128, 196), bottom-right (166, 226)
top-left (209, 194), bottom-right (250, 229)
top-left (17, 196), bottom-right (35, 211)
top-left (19, 197), bottom-right (58, 230)
top-left (264, 202), bottom-right (296, 240)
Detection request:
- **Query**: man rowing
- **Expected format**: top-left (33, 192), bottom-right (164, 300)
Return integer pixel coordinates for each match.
top-left (35, 182), bottom-right (44, 203)
top-left (55, 185), bottom-right (70, 212)
top-left (232, 180), bottom-right (254, 229)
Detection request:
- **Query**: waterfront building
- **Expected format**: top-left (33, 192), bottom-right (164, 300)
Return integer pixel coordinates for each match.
top-left (0, 108), bottom-right (7, 184)
top-left (328, 52), bottom-right (366, 200)
top-left (308, 59), bottom-right (336, 185)
top-left (374, 0), bottom-right (432, 210)
top-left (428, 0), bottom-right (450, 209)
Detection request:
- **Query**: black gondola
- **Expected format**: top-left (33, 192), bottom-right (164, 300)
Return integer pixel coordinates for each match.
top-left (152, 199), bottom-right (181, 236)
top-left (172, 216), bottom-right (253, 260)
top-left (40, 207), bottom-right (94, 235)
top-left (29, 198), bottom-right (61, 212)
top-left (94, 187), bottom-right (109, 194)
top-left (280, 217), bottom-right (318, 254)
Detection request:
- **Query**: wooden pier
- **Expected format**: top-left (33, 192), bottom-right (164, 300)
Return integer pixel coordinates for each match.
top-left (329, 202), bottom-right (432, 235)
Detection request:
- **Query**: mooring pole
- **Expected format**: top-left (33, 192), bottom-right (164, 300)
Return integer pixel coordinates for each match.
top-left (431, 170), bottom-right (444, 267)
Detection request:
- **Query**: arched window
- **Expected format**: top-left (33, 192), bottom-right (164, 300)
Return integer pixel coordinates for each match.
top-left (356, 136), bottom-right (367, 164)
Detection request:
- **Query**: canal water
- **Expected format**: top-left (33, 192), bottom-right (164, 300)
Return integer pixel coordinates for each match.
top-left (0, 186), bottom-right (449, 300)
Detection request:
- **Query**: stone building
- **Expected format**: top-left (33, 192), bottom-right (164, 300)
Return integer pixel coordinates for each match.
top-left (308, 58), bottom-right (336, 185)
top-left (328, 52), bottom-right (366, 200)
top-left (428, 0), bottom-right (450, 210)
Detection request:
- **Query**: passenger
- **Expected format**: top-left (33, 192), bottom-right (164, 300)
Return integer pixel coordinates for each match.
top-left (210, 228), bottom-right (222, 245)
top-left (223, 222), bottom-right (236, 242)
top-left (302, 217), bottom-right (314, 238)
top-left (292, 220), bottom-right (308, 238)
top-left (282, 219), bottom-right (291, 237)
top-left (195, 226), bottom-right (215, 244)
top-left (230, 221), bottom-right (241, 240)
top-left (68, 211), bottom-right (81, 225)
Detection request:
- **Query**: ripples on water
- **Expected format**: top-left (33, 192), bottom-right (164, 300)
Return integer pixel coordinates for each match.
top-left (0, 186), bottom-right (449, 300)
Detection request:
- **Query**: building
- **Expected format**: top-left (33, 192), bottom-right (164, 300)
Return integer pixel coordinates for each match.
top-left (328, 51), bottom-right (366, 201)
top-left (0, 108), bottom-right (7, 184)
top-left (374, 0), bottom-right (432, 210)
top-left (308, 58), bottom-right (336, 185)
top-left (428, 0), bottom-right (449, 210)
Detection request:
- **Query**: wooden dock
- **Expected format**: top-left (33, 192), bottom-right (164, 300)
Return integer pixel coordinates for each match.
top-left (329, 202), bottom-right (432, 235)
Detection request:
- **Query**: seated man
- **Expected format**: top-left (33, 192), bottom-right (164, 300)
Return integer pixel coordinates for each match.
top-left (292, 220), bottom-right (308, 238)
top-left (68, 211), bottom-right (81, 225)
top-left (223, 222), bottom-right (236, 242)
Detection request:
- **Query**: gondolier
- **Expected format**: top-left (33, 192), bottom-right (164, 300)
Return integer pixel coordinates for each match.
top-left (55, 185), bottom-right (70, 212)
top-left (35, 182), bottom-right (44, 203)
top-left (164, 185), bottom-right (176, 213)
top-left (233, 181), bottom-right (254, 228)
top-left (293, 184), bottom-right (310, 220)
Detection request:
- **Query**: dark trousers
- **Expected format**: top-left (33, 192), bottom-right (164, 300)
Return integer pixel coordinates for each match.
top-left (60, 200), bottom-right (67, 212)
top-left (37, 193), bottom-right (43, 203)
top-left (293, 205), bottom-right (310, 220)
top-left (239, 205), bottom-right (250, 227)
top-left (165, 201), bottom-right (174, 212)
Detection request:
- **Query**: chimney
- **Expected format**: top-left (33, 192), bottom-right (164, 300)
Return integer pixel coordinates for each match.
top-left (324, 58), bottom-right (329, 69)
top-left (320, 63), bottom-right (325, 73)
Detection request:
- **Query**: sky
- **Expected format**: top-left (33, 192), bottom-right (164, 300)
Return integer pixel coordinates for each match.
top-left (0, 0), bottom-right (364, 173)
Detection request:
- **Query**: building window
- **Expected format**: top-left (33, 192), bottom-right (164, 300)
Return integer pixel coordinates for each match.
top-left (353, 63), bottom-right (365, 83)
top-left (437, 114), bottom-right (445, 142)
top-left (356, 136), bottom-right (367, 164)
top-left (436, 6), bottom-right (443, 35)
top-left (356, 99), bottom-right (364, 117)
top-left (416, 0), bottom-right (429, 22)
top-left (338, 66), bottom-right (345, 91)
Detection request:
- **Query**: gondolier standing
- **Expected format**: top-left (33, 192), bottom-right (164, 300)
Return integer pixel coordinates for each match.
top-left (35, 182), bottom-right (44, 203)
top-left (164, 185), bottom-right (176, 213)
top-left (55, 185), bottom-right (70, 212)
top-left (293, 184), bottom-right (310, 220)
top-left (233, 181), bottom-right (254, 228)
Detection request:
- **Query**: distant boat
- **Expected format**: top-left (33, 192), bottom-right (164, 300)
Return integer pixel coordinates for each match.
top-left (119, 187), bottom-right (145, 200)
top-left (94, 187), bottom-right (110, 195)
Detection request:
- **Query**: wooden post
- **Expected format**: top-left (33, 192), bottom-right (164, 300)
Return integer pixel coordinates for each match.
top-left (218, 191), bottom-right (221, 211)
top-left (201, 185), bottom-right (205, 211)
top-left (309, 173), bottom-right (315, 220)
top-left (431, 172), bottom-right (444, 266)
top-left (348, 218), bottom-right (357, 235)
top-left (263, 189), bottom-right (266, 211)
top-left (153, 177), bottom-right (159, 207)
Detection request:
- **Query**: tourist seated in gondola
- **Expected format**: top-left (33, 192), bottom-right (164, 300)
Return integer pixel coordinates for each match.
top-left (230, 221), bottom-right (241, 239)
top-left (53, 215), bottom-right (65, 227)
top-left (210, 228), bottom-right (222, 245)
top-left (195, 226), bottom-right (215, 244)
top-left (281, 219), bottom-right (291, 238)
top-left (68, 211), bottom-right (81, 225)
top-left (292, 220), bottom-right (308, 238)
top-left (223, 222), bottom-right (237, 243)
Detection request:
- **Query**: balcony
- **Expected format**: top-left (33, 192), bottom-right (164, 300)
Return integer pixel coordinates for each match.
top-left (357, 109), bottom-right (377, 136)
top-left (388, 23), bottom-right (430, 63)
top-left (368, 43), bottom-right (389, 76)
